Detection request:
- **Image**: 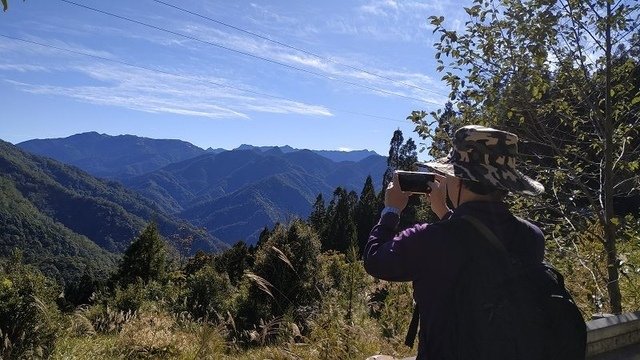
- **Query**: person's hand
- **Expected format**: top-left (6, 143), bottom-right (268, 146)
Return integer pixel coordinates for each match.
top-left (427, 174), bottom-right (450, 219)
top-left (385, 172), bottom-right (409, 211)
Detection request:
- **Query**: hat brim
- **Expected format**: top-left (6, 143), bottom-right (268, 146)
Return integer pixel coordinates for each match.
top-left (418, 158), bottom-right (544, 196)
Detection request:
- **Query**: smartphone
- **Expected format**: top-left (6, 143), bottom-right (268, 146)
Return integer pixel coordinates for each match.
top-left (396, 170), bottom-right (435, 193)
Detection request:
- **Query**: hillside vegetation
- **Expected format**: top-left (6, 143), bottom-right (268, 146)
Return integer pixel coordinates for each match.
top-left (0, 140), bottom-right (226, 281)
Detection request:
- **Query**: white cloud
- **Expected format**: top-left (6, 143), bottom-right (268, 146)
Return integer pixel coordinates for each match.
top-left (0, 64), bottom-right (49, 72)
top-left (0, 35), bottom-right (115, 60)
top-left (3, 61), bottom-right (332, 120)
top-left (0, 0), bottom-right (455, 119)
top-left (173, 21), bottom-right (448, 106)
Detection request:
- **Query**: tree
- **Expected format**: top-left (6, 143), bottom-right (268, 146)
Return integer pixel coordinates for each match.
top-left (414, 0), bottom-right (640, 313)
top-left (408, 101), bottom-right (460, 159)
top-left (214, 241), bottom-right (254, 286)
top-left (117, 222), bottom-right (168, 285)
top-left (382, 129), bottom-right (405, 190)
top-left (185, 265), bottom-right (234, 320)
top-left (308, 193), bottom-right (327, 235)
top-left (0, 252), bottom-right (60, 359)
top-left (381, 129), bottom-right (423, 228)
top-left (241, 220), bottom-right (322, 328)
top-left (322, 187), bottom-right (358, 253)
top-left (355, 176), bottom-right (380, 255)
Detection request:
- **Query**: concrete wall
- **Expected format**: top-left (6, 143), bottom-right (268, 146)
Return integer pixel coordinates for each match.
top-left (587, 312), bottom-right (640, 360)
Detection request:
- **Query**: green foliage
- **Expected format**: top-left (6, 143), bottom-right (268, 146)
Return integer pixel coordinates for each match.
top-left (0, 139), bottom-right (222, 259)
top-left (383, 129), bottom-right (419, 189)
top-left (355, 176), bottom-right (381, 255)
top-left (308, 193), bottom-right (327, 235)
top-left (240, 220), bottom-right (322, 331)
top-left (80, 304), bottom-right (136, 335)
top-left (618, 215), bottom-right (640, 311)
top-left (376, 282), bottom-right (415, 341)
top-left (418, 0), bottom-right (640, 313)
top-left (213, 241), bottom-right (254, 286)
top-left (117, 222), bottom-right (168, 286)
top-left (110, 281), bottom-right (146, 313)
top-left (184, 265), bottom-right (234, 321)
top-left (0, 253), bottom-right (61, 359)
top-left (322, 187), bottom-right (358, 252)
top-left (309, 251), bottom-right (375, 360)
top-left (380, 129), bottom-right (424, 229)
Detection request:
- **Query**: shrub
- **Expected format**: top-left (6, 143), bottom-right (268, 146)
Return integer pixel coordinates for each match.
top-left (0, 255), bottom-right (61, 359)
top-left (116, 311), bottom-right (177, 358)
top-left (184, 265), bottom-right (234, 321)
top-left (82, 304), bottom-right (136, 334)
top-left (110, 281), bottom-right (146, 313)
top-left (240, 220), bottom-right (322, 328)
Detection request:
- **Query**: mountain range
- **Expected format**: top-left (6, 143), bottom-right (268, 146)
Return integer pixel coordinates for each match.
top-left (0, 140), bottom-right (227, 283)
top-left (12, 132), bottom-right (387, 246)
top-left (18, 132), bottom-right (379, 180)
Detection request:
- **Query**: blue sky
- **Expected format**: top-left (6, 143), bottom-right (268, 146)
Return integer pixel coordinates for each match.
top-left (0, 0), bottom-right (469, 157)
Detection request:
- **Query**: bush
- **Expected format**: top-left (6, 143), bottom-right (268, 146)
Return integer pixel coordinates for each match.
top-left (0, 255), bottom-right (61, 359)
top-left (110, 281), bottom-right (146, 313)
top-left (240, 220), bottom-right (322, 328)
top-left (116, 310), bottom-right (230, 359)
top-left (184, 265), bottom-right (234, 321)
top-left (82, 304), bottom-right (136, 334)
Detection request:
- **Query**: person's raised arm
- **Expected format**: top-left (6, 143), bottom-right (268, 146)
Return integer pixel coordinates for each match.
top-left (427, 174), bottom-right (451, 220)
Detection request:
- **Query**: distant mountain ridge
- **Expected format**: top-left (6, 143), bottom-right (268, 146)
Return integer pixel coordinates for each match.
top-left (233, 144), bottom-right (379, 162)
top-left (15, 132), bottom-right (387, 245)
top-left (18, 132), bottom-right (207, 179)
top-left (17, 133), bottom-right (380, 181)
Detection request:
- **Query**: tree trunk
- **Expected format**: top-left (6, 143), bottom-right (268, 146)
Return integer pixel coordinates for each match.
top-left (603, 0), bottom-right (622, 314)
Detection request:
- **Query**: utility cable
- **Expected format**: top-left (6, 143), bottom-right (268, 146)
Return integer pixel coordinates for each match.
top-left (0, 33), bottom-right (408, 124)
top-left (150, 0), bottom-right (447, 98)
top-left (57, 0), bottom-right (441, 106)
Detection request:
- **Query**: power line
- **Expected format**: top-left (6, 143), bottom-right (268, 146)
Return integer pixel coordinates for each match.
top-left (0, 33), bottom-right (408, 124)
top-left (150, 0), bottom-right (447, 98)
top-left (56, 0), bottom-right (441, 107)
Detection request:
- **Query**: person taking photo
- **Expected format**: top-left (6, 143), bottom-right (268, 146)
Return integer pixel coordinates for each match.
top-left (363, 125), bottom-right (585, 360)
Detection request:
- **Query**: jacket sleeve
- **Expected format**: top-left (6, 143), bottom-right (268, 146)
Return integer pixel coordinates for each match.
top-left (363, 212), bottom-right (431, 282)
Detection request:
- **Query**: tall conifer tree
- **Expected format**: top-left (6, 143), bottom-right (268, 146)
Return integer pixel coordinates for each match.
top-left (355, 176), bottom-right (379, 255)
top-left (118, 222), bottom-right (167, 285)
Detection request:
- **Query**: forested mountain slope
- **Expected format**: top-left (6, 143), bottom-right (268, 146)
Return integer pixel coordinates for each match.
top-left (0, 141), bottom-right (227, 266)
top-left (124, 148), bottom-right (386, 244)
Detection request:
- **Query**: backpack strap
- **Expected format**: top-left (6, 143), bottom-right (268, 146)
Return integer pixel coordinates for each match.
top-left (461, 215), bottom-right (509, 258)
top-left (404, 303), bottom-right (420, 348)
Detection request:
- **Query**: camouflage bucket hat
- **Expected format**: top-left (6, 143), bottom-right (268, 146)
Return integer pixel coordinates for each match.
top-left (418, 125), bottom-right (544, 196)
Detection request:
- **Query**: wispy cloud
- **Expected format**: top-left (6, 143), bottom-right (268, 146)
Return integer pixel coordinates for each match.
top-left (174, 22), bottom-right (449, 105)
top-left (0, 35), bottom-right (115, 60)
top-left (0, 0), bottom-right (454, 120)
top-left (3, 60), bottom-right (332, 119)
top-left (0, 63), bottom-right (49, 72)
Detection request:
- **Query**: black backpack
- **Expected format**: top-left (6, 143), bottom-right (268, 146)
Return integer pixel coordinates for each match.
top-left (406, 215), bottom-right (587, 360)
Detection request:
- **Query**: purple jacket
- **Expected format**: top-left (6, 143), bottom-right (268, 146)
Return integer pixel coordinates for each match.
top-left (363, 201), bottom-right (545, 359)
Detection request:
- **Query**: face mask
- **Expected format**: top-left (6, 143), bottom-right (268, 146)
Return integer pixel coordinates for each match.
top-left (445, 182), bottom-right (455, 209)
top-left (445, 178), bottom-right (463, 209)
